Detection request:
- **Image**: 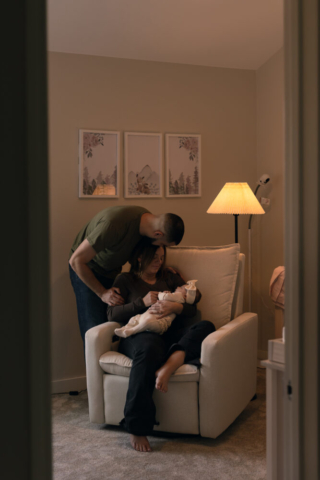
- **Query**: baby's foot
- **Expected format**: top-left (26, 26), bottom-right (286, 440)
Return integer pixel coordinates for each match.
top-left (155, 367), bottom-right (171, 393)
top-left (130, 434), bottom-right (152, 452)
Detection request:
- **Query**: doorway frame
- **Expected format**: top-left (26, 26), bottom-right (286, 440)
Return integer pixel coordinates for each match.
top-left (284, 0), bottom-right (319, 478)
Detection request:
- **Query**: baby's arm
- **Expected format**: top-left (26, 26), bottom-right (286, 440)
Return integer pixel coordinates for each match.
top-left (158, 291), bottom-right (185, 303)
top-left (165, 272), bottom-right (199, 317)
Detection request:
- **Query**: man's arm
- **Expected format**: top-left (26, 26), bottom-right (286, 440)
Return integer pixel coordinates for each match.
top-left (69, 239), bottom-right (124, 306)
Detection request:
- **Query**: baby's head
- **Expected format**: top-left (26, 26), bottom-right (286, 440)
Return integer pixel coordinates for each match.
top-left (175, 285), bottom-right (187, 299)
top-left (174, 282), bottom-right (201, 304)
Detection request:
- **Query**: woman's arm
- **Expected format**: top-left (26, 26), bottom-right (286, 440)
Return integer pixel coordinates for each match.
top-left (107, 275), bottom-right (147, 324)
top-left (149, 272), bottom-right (199, 319)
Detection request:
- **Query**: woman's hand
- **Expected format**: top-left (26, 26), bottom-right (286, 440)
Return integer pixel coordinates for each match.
top-left (149, 300), bottom-right (183, 319)
top-left (142, 291), bottom-right (159, 307)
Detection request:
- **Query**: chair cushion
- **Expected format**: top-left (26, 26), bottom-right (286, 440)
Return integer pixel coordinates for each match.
top-left (99, 351), bottom-right (200, 382)
top-left (166, 245), bottom-right (240, 329)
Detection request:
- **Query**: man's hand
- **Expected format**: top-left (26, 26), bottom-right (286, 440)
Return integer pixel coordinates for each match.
top-left (101, 287), bottom-right (125, 306)
top-left (142, 291), bottom-right (159, 307)
top-left (149, 300), bottom-right (183, 318)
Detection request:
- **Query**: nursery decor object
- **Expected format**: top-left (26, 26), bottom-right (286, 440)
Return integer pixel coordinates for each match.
top-left (79, 130), bottom-right (120, 198)
top-left (166, 134), bottom-right (201, 197)
top-left (124, 132), bottom-right (162, 198)
top-left (207, 182), bottom-right (265, 243)
top-left (270, 266), bottom-right (285, 341)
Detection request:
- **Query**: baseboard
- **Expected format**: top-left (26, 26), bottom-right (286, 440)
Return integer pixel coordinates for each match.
top-left (51, 376), bottom-right (87, 394)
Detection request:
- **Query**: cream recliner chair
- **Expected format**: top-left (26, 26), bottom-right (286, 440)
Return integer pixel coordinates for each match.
top-left (85, 244), bottom-right (258, 439)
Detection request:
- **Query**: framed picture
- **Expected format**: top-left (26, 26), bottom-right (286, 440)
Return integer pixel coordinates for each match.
top-left (124, 132), bottom-right (162, 198)
top-left (166, 134), bottom-right (201, 197)
top-left (79, 129), bottom-right (120, 198)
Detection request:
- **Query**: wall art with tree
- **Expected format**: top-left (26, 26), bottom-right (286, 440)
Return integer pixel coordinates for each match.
top-left (79, 130), bottom-right (120, 198)
top-left (166, 134), bottom-right (201, 197)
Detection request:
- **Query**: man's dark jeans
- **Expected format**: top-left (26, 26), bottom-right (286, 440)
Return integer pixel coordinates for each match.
top-left (69, 264), bottom-right (114, 343)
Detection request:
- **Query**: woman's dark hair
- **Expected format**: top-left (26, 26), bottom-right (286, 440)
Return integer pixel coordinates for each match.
top-left (129, 238), bottom-right (166, 279)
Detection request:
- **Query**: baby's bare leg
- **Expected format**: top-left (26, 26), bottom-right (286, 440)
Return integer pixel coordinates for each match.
top-left (116, 312), bottom-right (157, 337)
top-left (114, 316), bottom-right (140, 338)
top-left (122, 319), bottom-right (157, 337)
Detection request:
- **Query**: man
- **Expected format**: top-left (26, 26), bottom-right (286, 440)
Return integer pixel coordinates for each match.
top-left (69, 205), bottom-right (184, 342)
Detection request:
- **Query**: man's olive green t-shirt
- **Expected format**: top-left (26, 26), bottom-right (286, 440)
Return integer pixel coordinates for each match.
top-left (69, 206), bottom-right (150, 279)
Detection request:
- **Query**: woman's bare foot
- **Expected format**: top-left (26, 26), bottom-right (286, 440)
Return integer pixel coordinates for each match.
top-left (130, 434), bottom-right (152, 452)
top-left (155, 366), bottom-right (171, 393)
top-left (155, 350), bottom-right (186, 393)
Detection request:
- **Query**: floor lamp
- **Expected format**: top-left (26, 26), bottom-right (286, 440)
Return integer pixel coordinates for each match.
top-left (207, 182), bottom-right (265, 301)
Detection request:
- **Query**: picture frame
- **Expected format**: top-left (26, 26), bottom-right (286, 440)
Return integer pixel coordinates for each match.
top-left (124, 132), bottom-right (162, 198)
top-left (79, 129), bottom-right (120, 198)
top-left (165, 134), bottom-right (201, 197)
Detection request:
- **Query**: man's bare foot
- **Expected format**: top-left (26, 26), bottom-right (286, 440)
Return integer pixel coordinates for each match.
top-left (155, 366), bottom-right (171, 393)
top-left (130, 434), bottom-right (152, 452)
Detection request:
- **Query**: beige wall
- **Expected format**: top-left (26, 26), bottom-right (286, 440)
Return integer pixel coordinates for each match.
top-left (48, 52), bottom-right (258, 389)
top-left (253, 49), bottom-right (285, 356)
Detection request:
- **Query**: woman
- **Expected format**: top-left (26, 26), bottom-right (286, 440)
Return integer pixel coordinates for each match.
top-left (107, 240), bottom-right (215, 453)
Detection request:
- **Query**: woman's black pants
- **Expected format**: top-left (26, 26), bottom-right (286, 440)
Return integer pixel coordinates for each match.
top-left (118, 320), bottom-right (215, 436)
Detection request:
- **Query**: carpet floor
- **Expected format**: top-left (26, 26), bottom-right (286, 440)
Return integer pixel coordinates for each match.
top-left (52, 368), bottom-right (266, 480)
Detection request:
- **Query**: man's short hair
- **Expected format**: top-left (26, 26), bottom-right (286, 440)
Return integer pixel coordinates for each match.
top-left (163, 213), bottom-right (185, 245)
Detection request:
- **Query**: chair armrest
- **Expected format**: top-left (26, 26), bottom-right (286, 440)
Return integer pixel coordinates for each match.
top-left (85, 322), bottom-right (120, 424)
top-left (199, 312), bottom-right (258, 438)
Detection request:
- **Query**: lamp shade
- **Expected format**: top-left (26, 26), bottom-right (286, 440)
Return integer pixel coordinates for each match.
top-left (207, 182), bottom-right (265, 215)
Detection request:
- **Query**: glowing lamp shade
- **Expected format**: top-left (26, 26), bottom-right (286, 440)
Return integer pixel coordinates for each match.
top-left (207, 183), bottom-right (265, 242)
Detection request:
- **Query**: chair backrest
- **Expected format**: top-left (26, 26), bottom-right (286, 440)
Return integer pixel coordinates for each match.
top-left (165, 245), bottom-right (242, 329)
top-left (122, 244), bottom-right (244, 330)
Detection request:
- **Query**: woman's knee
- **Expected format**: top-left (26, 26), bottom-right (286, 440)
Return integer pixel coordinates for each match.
top-left (192, 320), bottom-right (216, 334)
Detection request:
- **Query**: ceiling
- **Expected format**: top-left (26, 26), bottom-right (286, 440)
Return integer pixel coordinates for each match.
top-left (47, 0), bottom-right (283, 70)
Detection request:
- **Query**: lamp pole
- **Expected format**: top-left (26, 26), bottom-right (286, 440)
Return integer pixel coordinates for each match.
top-left (234, 214), bottom-right (239, 243)
top-left (248, 184), bottom-right (261, 311)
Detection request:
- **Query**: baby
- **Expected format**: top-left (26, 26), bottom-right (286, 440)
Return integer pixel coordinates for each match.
top-left (114, 280), bottom-right (198, 338)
